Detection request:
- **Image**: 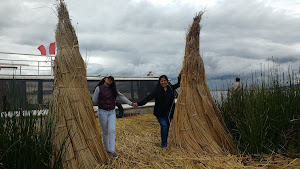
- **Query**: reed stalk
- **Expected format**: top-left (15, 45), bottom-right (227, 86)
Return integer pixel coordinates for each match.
top-left (220, 67), bottom-right (300, 156)
top-left (0, 82), bottom-right (65, 169)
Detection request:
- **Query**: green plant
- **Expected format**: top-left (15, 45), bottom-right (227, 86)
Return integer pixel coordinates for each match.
top-left (218, 67), bottom-right (300, 157)
top-left (0, 82), bottom-right (67, 169)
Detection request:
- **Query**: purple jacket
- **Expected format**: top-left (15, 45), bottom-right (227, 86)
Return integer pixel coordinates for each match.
top-left (98, 85), bottom-right (116, 110)
top-left (92, 85), bottom-right (133, 110)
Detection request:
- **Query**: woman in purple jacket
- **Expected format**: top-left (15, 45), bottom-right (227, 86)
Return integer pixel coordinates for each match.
top-left (92, 76), bottom-right (133, 159)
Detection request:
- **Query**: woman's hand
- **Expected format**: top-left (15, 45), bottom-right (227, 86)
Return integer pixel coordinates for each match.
top-left (178, 70), bottom-right (183, 78)
top-left (133, 103), bottom-right (138, 108)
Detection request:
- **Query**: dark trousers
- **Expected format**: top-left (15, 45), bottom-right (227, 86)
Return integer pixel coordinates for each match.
top-left (157, 111), bottom-right (172, 148)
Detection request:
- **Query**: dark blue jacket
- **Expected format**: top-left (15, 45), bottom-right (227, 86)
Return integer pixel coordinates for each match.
top-left (137, 77), bottom-right (181, 118)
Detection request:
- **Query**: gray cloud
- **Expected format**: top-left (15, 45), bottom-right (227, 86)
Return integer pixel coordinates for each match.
top-left (1, 0), bottom-right (300, 90)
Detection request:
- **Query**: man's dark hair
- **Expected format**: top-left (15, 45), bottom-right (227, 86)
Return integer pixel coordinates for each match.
top-left (236, 78), bottom-right (240, 82)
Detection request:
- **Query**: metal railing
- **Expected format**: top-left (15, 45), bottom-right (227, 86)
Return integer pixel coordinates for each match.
top-left (0, 52), bottom-right (54, 75)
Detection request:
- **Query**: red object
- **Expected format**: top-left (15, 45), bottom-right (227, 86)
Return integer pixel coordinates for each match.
top-left (38, 45), bottom-right (46, 55)
top-left (49, 42), bottom-right (55, 55)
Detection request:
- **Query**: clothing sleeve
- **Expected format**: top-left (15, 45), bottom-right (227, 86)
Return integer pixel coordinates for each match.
top-left (137, 90), bottom-right (156, 106)
top-left (92, 86), bottom-right (100, 105)
top-left (230, 83), bottom-right (235, 91)
top-left (231, 82), bottom-right (238, 91)
top-left (171, 76), bottom-right (181, 91)
top-left (117, 91), bottom-right (133, 106)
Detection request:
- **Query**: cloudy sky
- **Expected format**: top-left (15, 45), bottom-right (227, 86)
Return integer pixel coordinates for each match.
top-left (0, 0), bottom-right (300, 89)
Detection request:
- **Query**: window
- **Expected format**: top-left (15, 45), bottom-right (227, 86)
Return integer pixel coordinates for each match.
top-left (116, 80), bottom-right (157, 103)
top-left (115, 81), bottom-right (132, 103)
top-left (26, 81), bottom-right (39, 105)
top-left (87, 81), bottom-right (99, 97)
top-left (0, 81), bottom-right (10, 111)
top-left (42, 81), bottom-right (53, 107)
top-left (135, 81), bottom-right (156, 101)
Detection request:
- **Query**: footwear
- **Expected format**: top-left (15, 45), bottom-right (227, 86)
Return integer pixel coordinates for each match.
top-left (111, 152), bottom-right (118, 159)
top-left (162, 147), bottom-right (167, 151)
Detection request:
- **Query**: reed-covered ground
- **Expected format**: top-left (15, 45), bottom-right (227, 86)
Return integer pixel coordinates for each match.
top-left (94, 113), bottom-right (299, 168)
top-left (1, 110), bottom-right (299, 168)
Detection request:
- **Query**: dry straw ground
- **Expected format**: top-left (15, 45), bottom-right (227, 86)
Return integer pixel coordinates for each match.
top-left (95, 113), bottom-right (300, 169)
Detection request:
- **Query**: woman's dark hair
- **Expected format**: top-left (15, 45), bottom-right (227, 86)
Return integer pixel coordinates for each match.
top-left (95, 76), bottom-right (118, 99)
top-left (158, 75), bottom-right (169, 83)
top-left (155, 75), bottom-right (169, 90)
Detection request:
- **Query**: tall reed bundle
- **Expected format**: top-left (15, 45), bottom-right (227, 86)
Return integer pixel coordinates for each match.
top-left (50, 1), bottom-right (108, 168)
top-left (170, 12), bottom-right (235, 154)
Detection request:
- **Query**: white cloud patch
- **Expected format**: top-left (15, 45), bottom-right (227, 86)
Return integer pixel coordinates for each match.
top-left (0, 0), bottom-right (300, 89)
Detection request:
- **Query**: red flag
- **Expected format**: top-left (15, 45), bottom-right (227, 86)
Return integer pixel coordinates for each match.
top-left (38, 45), bottom-right (46, 55)
top-left (49, 42), bottom-right (55, 55)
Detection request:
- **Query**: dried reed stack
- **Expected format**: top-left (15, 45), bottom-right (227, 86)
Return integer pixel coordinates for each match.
top-left (170, 12), bottom-right (235, 154)
top-left (51, 1), bottom-right (108, 168)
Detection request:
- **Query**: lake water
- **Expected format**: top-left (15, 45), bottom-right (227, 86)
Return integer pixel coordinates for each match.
top-left (210, 90), bottom-right (228, 104)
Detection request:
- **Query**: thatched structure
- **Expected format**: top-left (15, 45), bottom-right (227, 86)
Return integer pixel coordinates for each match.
top-left (51, 1), bottom-right (108, 168)
top-left (170, 12), bottom-right (235, 154)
